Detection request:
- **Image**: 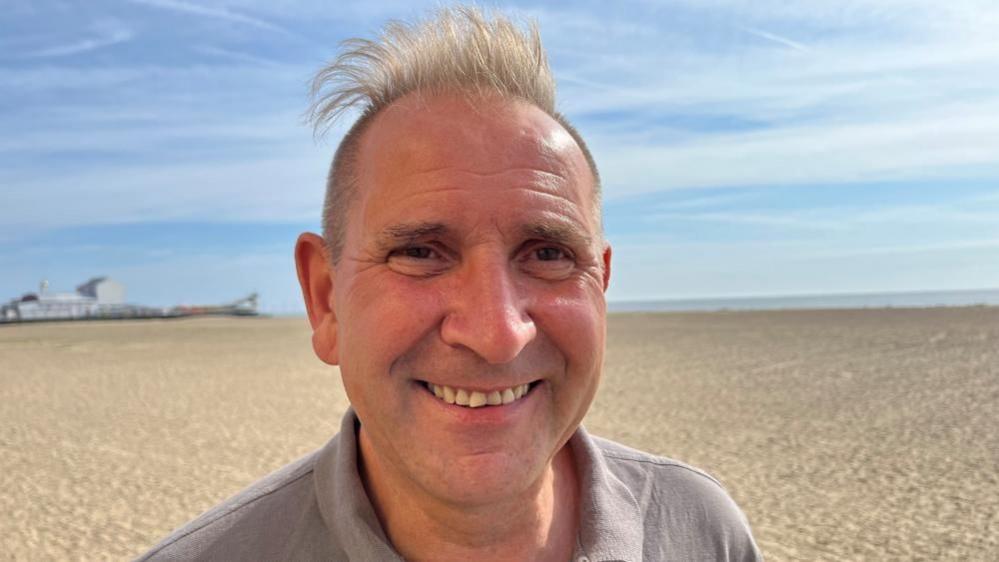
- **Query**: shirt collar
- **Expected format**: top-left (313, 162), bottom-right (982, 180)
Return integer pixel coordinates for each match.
top-left (570, 425), bottom-right (645, 561)
top-left (314, 408), bottom-right (403, 561)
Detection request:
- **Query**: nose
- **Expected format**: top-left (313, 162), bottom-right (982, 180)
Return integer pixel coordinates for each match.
top-left (440, 256), bottom-right (537, 364)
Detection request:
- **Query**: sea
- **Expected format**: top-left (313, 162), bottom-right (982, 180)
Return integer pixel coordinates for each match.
top-left (608, 288), bottom-right (999, 313)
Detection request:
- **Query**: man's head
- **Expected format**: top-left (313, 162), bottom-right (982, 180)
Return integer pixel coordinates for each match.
top-left (296, 6), bottom-right (611, 509)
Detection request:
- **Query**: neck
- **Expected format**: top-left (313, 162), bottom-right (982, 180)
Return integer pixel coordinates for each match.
top-left (358, 431), bottom-right (580, 562)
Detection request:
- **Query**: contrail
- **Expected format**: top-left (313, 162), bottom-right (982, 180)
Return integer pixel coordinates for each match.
top-left (739, 25), bottom-right (811, 52)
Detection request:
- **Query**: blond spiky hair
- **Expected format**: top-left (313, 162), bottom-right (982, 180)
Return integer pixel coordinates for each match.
top-left (306, 6), bottom-right (599, 261)
top-left (307, 6), bottom-right (555, 136)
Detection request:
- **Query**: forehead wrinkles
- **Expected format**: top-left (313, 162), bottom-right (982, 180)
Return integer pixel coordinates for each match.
top-left (370, 172), bottom-right (586, 224)
top-left (368, 183), bottom-right (590, 241)
top-left (403, 168), bottom-right (571, 198)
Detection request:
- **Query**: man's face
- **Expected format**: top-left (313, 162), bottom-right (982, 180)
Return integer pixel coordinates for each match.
top-left (315, 93), bottom-right (609, 505)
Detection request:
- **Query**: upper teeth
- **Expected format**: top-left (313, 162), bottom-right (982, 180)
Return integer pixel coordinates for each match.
top-left (429, 383), bottom-right (531, 408)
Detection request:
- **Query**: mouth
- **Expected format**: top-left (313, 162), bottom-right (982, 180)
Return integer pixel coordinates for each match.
top-left (421, 381), bottom-right (538, 408)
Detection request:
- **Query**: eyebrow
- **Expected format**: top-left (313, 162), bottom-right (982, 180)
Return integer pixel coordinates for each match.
top-left (375, 222), bottom-right (450, 251)
top-left (522, 221), bottom-right (593, 248)
top-left (373, 219), bottom-right (593, 251)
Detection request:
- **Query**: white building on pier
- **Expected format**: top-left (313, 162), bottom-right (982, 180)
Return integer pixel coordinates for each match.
top-left (1, 277), bottom-right (127, 321)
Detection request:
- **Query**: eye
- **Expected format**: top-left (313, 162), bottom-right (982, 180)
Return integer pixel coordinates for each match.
top-left (399, 246), bottom-right (435, 259)
top-left (387, 244), bottom-right (451, 276)
top-left (520, 243), bottom-right (575, 280)
top-left (534, 247), bottom-right (565, 261)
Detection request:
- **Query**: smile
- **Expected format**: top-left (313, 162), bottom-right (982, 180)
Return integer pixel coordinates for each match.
top-left (423, 382), bottom-right (534, 408)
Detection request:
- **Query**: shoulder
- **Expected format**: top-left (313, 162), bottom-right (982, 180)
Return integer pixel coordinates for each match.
top-left (593, 435), bottom-right (724, 483)
top-left (592, 436), bottom-right (763, 561)
top-left (592, 435), bottom-right (728, 498)
top-left (137, 449), bottom-right (336, 561)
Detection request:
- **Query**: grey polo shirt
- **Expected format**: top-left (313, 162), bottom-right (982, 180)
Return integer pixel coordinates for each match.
top-left (139, 409), bottom-right (762, 561)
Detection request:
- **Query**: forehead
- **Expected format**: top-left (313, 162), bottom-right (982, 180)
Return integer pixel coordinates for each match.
top-left (351, 92), bottom-right (597, 229)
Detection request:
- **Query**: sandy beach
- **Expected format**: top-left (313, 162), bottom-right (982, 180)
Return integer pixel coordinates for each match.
top-left (2, 307), bottom-right (997, 560)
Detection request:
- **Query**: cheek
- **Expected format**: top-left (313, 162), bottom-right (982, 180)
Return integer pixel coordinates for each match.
top-left (338, 274), bottom-right (446, 373)
top-left (536, 290), bottom-right (606, 379)
top-left (532, 292), bottom-right (605, 442)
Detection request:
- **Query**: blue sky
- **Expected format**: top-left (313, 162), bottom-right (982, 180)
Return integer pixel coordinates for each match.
top-left (2, 0), bottom-right (998, 312)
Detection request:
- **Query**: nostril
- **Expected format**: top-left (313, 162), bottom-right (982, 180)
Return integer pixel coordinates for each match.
top-left (439, 309), bottom-right (536, 364)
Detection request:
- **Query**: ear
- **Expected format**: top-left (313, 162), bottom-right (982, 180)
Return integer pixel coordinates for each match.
top-left (601, 243), bottom-right (612, 292)
top-left (295, 232), bottom-right (340, 365)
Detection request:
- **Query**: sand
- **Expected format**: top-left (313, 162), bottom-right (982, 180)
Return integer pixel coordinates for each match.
top-left (1, 308), bottom-right (996, 560)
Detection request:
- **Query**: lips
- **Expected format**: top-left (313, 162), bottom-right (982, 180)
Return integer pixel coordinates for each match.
top-left (423, 382), bottom-right (533, 408)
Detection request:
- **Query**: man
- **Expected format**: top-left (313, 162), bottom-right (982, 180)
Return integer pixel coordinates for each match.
top-left (140, 7), bottom-right (761, 561)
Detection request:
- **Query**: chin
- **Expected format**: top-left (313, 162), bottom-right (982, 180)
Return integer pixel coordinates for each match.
top-left (423, 451), bottom-right (546, 507)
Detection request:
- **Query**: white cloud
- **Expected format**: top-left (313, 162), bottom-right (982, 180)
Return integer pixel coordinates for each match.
top-left (108, 249), bottom-right (303, 311)
top-left (802, 238), bottom-right (999, 259)
top-left (124, 0), bottom-right (289, 33)
top-left (969, 190), bottom-right (999, 203)
top-left (19, 20), bottom-right (134, 58)
top-left (2, 152), bottom-right (329, 232)
top-left (0, 109), bottom-right (304, 154)
top-left (653, 192), bottom-right (757, 210)
top-left (641, 191), bottom-right (999, 233)
top-left (607, 235), bottom-right (999, 299)
top-left (851, 203), bottom-right (999, 226)
top-left (0, 108), bottom-right (340, 236)
top-left (194, 44), bottom-right (280, 66)
top-left (591, 97), bottom-right (999, 197)
top-left (637, 0), bottom-right (999, 33)
top-left (651, 211), bottom-right (851, 231)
